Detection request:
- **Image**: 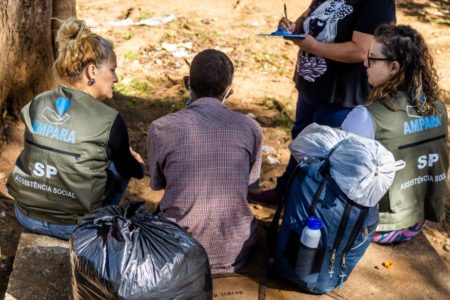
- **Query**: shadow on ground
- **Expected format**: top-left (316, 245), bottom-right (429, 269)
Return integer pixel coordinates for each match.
top-left (398, 0), bottom-right (450, 26)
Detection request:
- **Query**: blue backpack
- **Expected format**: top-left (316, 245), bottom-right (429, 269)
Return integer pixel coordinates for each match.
top-left (271, 159), bottom-right (379, 294)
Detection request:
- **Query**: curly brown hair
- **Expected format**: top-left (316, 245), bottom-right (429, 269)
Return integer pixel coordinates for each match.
top-left (368, 24), bottom-right (442, 115)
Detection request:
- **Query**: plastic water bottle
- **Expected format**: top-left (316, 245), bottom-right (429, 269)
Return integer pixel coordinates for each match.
top-left (295, 217), bottom-right (323, 277)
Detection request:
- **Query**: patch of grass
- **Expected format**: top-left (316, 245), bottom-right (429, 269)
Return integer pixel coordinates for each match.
top-left (250, 50), bottom-right (290, 76)
top-left (123, 32), bottom-right (133, 40)
top-left (138, 10), bottom-right (155, 21)
top-left (124, 50), bottom-right (140, 60)
top-left (114, 80), bottom-right (151, 98)
top-left (275, 112), bottom-right (293, 132)
top-left (261, 97), bottom-right (281, 110)
top-left (151, 98), bottom-right (186, 113)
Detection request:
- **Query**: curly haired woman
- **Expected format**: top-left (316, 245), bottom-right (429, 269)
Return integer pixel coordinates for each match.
top-left (342, 24), bottom-right (449, 244)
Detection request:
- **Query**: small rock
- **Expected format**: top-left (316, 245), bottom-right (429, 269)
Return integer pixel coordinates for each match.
top-left (246, 113), bottom-right (257, 119)
top-left (266, 155), bottom-right (280, 165)
top-left (262, 145), bottom-right (275, 153)
top-left (443, 244), bottom-right (450, 252)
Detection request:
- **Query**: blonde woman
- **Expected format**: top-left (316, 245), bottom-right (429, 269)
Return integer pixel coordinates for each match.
top-left (7, 18), bottom-right (144, 240)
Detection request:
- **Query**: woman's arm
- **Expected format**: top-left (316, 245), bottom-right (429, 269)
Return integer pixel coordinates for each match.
top-left (107, 114), bottom-right (145, 179)
top-left (341, 106), bottom-right (376, 139)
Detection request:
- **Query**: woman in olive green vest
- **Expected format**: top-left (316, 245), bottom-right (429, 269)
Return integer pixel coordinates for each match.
top-left (342, 24), bottom-right (449, 244)
top-left (7, 18), bottom-right (145, 240)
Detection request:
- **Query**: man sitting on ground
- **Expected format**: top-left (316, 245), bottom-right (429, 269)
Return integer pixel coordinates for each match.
top-left (147, 49), bottom-right (262, 274)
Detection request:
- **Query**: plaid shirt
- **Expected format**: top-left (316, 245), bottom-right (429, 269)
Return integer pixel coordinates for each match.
top-left (147, 97), bottom-right (262, 274)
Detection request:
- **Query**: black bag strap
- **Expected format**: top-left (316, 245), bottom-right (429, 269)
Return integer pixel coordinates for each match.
top-left (269, 159), bottom-right (329, 257)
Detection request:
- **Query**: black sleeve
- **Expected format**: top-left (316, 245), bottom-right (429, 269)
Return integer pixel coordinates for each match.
top-left (355, 0), bottom-right (396, 34)
top-left (107, 114), bottom-right (144, 179)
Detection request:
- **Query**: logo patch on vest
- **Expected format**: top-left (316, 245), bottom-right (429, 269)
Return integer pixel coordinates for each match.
top-left (32, 120), bottom-right (76, 143)
top-left (32, 98), bottom-right (76, 143)
top-left (55, 97), bottom-right (71, 116)
top-left (403, 106), bottom-right (443, 135)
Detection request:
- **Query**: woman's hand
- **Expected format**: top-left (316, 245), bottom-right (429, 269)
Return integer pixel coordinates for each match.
top-left (278, 17), bottom-right (296, 33)
top-left (129, 147), bottom-right (145, 165)
top-left (284, 34), bottom-right (318, 53)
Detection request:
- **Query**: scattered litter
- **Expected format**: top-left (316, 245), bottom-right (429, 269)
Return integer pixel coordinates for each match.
top-left (246, 113), bottom-right (257, 119)
top-left (382, 260), bottom-right (394, 269)
top-left (137, 15), bottom-right (177, 26)
top-left (266, 155), bottom-right (280, 165)
top-left (251, 20), bottom-right (265, 27)
top-left (41, 268), bottom-right (50, 276)
top-left (262, 145), bottom-right (275, 153)
top-left (0, 211), bottom-right (6, 218)
top-left (86, 14), bottom-right (176, 28)
top-left (162, 42), bottom-right (192, 58)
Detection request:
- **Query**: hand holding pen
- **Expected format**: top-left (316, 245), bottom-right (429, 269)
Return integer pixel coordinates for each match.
top-left (279, 3), bottom-right (296, 33)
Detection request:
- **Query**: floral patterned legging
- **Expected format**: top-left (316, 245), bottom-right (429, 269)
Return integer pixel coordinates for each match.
top-left (372, 221), bottom-right (425, 244)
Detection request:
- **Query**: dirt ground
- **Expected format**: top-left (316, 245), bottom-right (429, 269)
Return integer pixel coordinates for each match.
top-left (1, 0), bottom-right (450, 297)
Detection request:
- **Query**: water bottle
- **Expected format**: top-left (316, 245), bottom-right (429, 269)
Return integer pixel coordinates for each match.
top-left (295, 217), bottom-right (322, 277)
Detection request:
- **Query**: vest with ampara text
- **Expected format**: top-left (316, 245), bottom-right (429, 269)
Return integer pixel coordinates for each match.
top-left (7, 86), bottom-right (118, 224)
top-left (367, 91), bottom-right (449, 231)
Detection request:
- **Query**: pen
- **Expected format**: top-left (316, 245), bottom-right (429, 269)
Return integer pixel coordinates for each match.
top-left (284, 3), bottom-right (288, 19)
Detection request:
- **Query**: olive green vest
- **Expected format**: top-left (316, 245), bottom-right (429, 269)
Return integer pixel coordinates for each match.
top-left (7, 86), bottom-right (118, 225)
top-left (367, 91), bottom-right (449, 231)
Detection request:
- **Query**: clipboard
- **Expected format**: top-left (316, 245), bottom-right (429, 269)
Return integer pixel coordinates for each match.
top-left (257, 27), bottom-right (305, 39)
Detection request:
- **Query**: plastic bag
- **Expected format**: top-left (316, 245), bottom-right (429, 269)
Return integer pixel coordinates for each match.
top-left (70, 201), bottom-right (212, 300)
top-left (289, 123), bottom-right (399, 207)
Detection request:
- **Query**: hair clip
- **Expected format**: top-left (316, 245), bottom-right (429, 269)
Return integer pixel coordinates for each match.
top-left (418, 94), bottom-right (426, 103)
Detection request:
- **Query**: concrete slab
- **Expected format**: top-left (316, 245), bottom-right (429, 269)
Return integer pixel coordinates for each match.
top-left (4, 229), bottom-right (449, 300)
top-left (213, 227), bottom-right (450, 299)
top-left (334, 233), bottom-right (450, 299)
top-left (4, 233), bottom-right (70, 300)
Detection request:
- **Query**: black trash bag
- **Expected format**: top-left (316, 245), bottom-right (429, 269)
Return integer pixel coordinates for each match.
top-left (70, 201), bottom-right (212, 300)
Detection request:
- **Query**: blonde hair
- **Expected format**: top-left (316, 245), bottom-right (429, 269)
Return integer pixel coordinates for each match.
top-left (54, 18), bottom-right (114, 83)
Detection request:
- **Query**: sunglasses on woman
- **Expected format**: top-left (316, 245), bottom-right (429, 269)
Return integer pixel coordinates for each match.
top-left (367, 51), bottom-right (396, 67)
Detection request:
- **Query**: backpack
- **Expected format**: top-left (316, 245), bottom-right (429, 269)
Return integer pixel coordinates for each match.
top-left (270, 124), bottom-right (400, 294)
top-left (271, 159), bottom-right (379, 294)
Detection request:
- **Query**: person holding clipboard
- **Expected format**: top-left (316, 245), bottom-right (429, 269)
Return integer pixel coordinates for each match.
top-left (250, 0), bottom-right (396, 204)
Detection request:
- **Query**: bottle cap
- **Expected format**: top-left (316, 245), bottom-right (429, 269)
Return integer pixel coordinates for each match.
top-left (307, 217), bottom-right (322, 230)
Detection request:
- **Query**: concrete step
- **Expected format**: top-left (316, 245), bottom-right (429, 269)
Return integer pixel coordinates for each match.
top-left (335, 232), bottom-right (450, 299)
top-left (4, 230), bottom-right (450, 300)
top-left (4, 233), bottom-right (70, 300)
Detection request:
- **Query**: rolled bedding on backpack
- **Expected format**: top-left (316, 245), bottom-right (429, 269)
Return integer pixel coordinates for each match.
top-left (289, 123), bottom-right (399, 207)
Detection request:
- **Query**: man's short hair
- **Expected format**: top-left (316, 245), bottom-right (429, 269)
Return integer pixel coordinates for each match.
top-left (190, 49), bottom-right (234, 98)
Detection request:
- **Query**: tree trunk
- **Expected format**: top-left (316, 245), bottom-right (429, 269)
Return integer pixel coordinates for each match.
top-left (0, 0), bottom-right (76, 122)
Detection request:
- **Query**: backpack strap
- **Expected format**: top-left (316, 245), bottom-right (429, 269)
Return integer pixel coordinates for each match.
top-left (269, 159), bottom-right (329, 257)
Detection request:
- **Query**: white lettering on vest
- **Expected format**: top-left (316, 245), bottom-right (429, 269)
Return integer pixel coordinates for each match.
top-left (404, 115), bottom-right (443, 135)
top-left (417, 154), bottom-right (439, 169)
top-left (32, 120), bottom-right (76, 143)
top-left (33, 162), bottom-right (58, 178)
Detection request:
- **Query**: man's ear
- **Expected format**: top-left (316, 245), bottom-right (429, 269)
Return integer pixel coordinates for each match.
top-left (391, 61), bottom-right (400, 76)
top-left (183, 76), bottom-right (190, 90)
